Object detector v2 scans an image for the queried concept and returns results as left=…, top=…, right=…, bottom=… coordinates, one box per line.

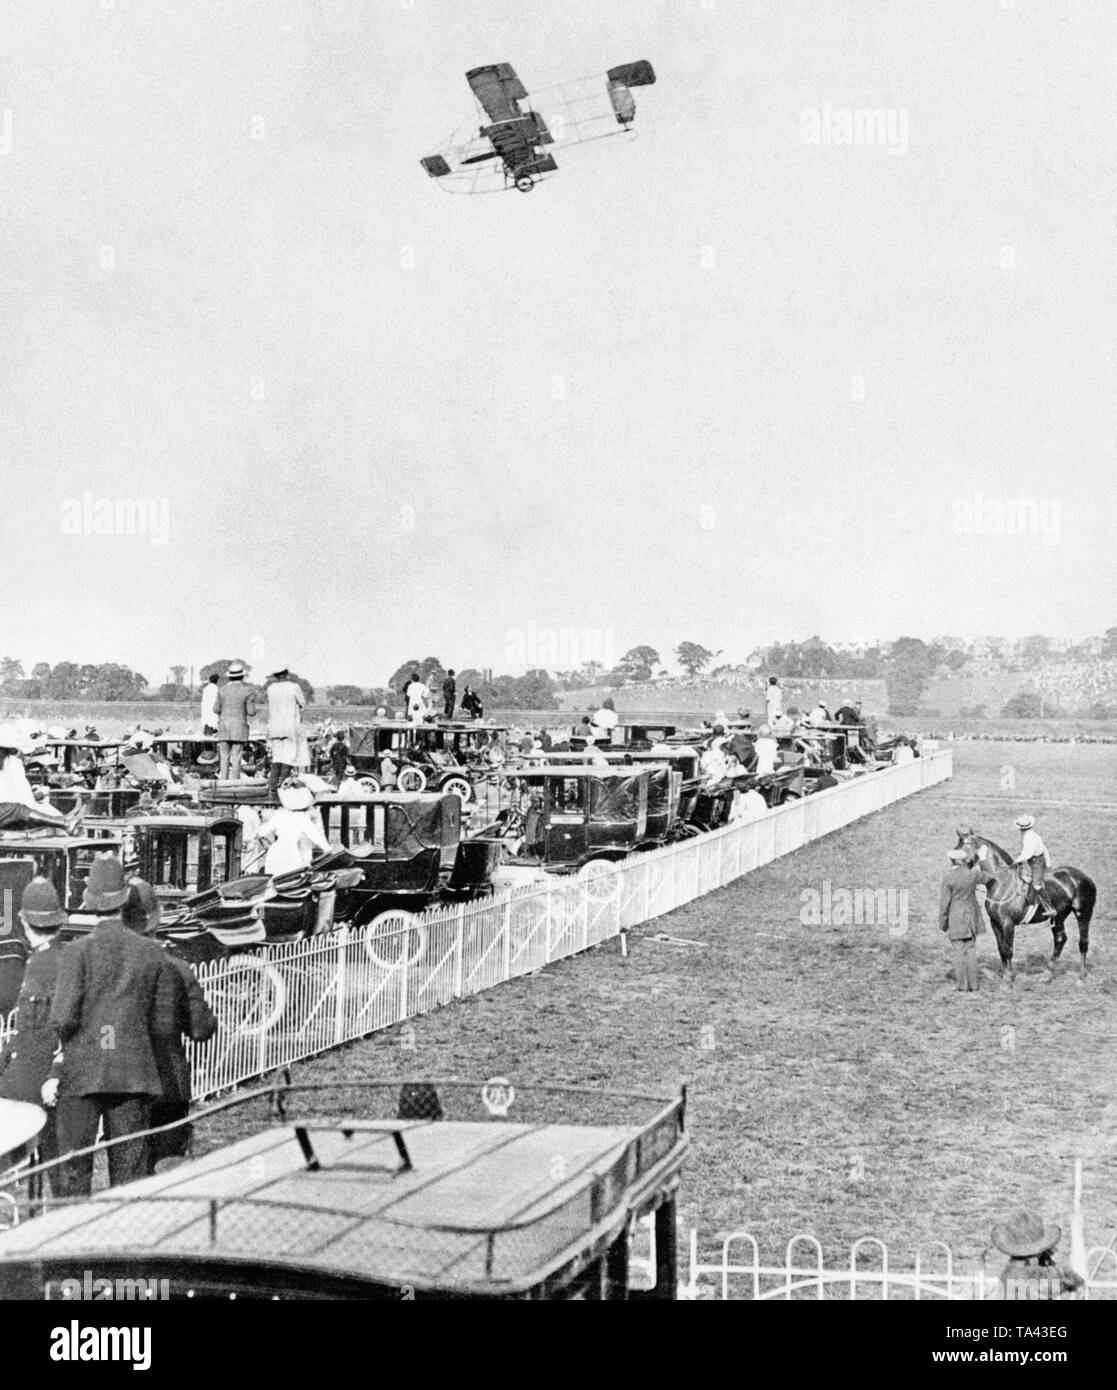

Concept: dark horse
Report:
left=957, top=833, right=1097, bottom=981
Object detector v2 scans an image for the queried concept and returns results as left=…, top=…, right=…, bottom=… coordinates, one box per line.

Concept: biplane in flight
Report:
left=421, top=60, right=656, bottom=193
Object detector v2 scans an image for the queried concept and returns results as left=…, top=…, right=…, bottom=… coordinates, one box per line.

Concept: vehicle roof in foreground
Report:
left=0, top=1082, right=686, bottom=1296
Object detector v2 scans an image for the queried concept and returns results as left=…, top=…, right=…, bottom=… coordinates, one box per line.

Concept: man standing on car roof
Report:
left=442, top=669, right=456, bottom=719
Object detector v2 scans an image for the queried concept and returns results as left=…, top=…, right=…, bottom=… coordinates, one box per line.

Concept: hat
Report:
left=955, top=823, right=975, bottom=837
left=226, top=662, right=246, bottom=680
left=0, top=721, right=33, bottom=754
left=1015, top=814, right=1035, bottom=830
left=948, top=848, right=970, bottom=863
left=122, top=879, right=161, bottom=934
left=19, top=876, right=67, bottom=930
left=990, top=1209, right=1060, bottom=1257
left=758, top=724, right=771, bottom=736
left=269, top=666, right=290, bottom=679
left=278, top=778, right=314, bottom=811
left=82, top=854, right=128, bottom=912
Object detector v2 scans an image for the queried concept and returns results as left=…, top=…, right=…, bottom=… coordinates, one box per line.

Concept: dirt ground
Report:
left=248, top=741, right=1117, bottom=1269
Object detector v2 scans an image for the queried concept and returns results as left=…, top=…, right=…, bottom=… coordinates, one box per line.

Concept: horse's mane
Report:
left=975, top=834, right=1013, bottom=867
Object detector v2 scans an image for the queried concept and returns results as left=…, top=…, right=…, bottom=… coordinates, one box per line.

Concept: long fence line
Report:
left=182, top=750, right=953, bottom=1099
left=1, top=752, right=952, bottom=1098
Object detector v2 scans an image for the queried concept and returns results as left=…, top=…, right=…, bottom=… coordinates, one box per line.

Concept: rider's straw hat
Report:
left=948, top=848, right=970, bottom=863
left=1015, top=814, right=1036, bottom=830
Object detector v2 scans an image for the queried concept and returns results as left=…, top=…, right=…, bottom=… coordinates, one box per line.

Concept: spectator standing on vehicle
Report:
left=765, top=676, right=783, bottom=726
left=122, top=879, right=217, bottom=1172
left=0, top=877, right=69, bottom=1189
left=263, top=667, right=307, bottom=796
left=327, top=729, right=350, bottom=787
left=591, top=698, right=619, bottom=741
left=200, top=673, right=220, bottom=737
left=461, top=685, right=483, bottom=720
left=442, top=670, right=456, bottom=719
left=407, top=674, right=431, bottom=724
left=754, top=724, right=779, bottom=776
left=212, top=662, right=257, bottom=782
left=51, top=855, right=185, bottom=1196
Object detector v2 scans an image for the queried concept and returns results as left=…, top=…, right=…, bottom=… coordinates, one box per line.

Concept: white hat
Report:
left=1015, top=814, right=1035, bottom=830
left=278, top=779, right=315, bottom=811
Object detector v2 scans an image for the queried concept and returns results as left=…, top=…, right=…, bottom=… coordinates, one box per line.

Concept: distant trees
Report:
left=1000, top=689, right=1063, bottom=719
left=0, top=660, right=148, bottom=702
left=200, top=658, right=254, bottom=683
left=675, top=642, right=718, bottom=678
left=616, top=646, right=660, bottom=683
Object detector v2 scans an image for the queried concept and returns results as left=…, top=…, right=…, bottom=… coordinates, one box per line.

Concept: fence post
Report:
left=502, top=893, right=512, bottom=978
left=453, top=904, right=465, bottom=999
left=334, top=926, right=348, bottom=1046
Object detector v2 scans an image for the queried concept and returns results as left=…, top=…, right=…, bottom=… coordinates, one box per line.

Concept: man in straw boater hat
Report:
left=262, top=664, right=307, bottom=798
left=0, top=878, right=69, bottom=1188
left=50, top=854, right=189, bottom=1196
left=1012, top=813, right=1054, bottom=914
left=938, top=845, right=994, bottom=992
left=991, top=1208, right=1084, bottom=1300
left=212, top=660, right=257, bottom=782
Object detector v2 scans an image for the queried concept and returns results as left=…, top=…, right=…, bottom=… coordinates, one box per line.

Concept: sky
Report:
left=2, top=0, right=1115, bottom=690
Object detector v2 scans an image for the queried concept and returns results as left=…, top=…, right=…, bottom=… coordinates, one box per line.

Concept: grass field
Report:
left=272, top=740, right=1117, bottom=1269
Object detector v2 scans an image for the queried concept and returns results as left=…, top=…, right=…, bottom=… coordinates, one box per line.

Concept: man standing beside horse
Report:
left=939, top=847, right=994, bottom=992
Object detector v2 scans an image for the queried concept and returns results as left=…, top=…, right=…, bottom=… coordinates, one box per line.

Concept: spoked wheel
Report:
left=357, top=775, right=381, bottom=794
left=441, top=775, right=472, bottom=803
left=362, top=909, right=427, bottom=968
left=577, top=856, right=624, bottom=905
left=397, top=766, right=427, bottom=794
left=207, top=955, right=287, bottom=1035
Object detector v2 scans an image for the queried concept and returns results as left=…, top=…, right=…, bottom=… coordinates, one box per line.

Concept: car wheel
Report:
left=441, top=775, right=472, bottom=803
left=361, top=909, right=427, bottom=968
left=397, top=766, right=427, bottom=794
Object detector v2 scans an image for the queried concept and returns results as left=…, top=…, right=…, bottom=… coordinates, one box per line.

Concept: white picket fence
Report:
left=683, top=1230, right=1117, bottom=1299
left=1, top=751, right=952, bottom=1096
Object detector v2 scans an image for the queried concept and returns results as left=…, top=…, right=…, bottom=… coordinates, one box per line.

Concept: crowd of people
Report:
left=0, top=854, right=216, bottom=1196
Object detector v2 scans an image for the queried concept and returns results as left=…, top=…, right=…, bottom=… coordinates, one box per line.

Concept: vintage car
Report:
left=0, top=834, right=121, bottom=926
left=0, top=1081, right=688, bottom=1300
left=32, top=738, right=127, bottom=786
left=315, top=792, right=501, bottom=964
left=346, top=720, right=509, bottom=801
left=132, top=812, right=244, bottom=906
left=528, top=748, right=702, bottom=825
left=488, top=764, right=679, bottom=879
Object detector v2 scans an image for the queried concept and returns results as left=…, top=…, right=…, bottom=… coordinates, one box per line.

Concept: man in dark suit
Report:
left=0, top=877, right=69, bottom=1188
left=51, top=855, right=186, bottom=1196
left=121, top=880, right=217, bottom=1170
left=938, top=847, right=994, bottom=992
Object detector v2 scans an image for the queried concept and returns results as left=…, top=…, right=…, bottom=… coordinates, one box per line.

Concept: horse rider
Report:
left=1013, top=813, right=1053, bottom=913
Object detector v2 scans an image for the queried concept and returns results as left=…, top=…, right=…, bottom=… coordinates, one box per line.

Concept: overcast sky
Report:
left=2, top=0, right=1115, bottom=689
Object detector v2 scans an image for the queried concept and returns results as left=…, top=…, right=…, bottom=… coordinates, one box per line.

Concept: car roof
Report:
left=0, top=1108, right=686, bottom=1295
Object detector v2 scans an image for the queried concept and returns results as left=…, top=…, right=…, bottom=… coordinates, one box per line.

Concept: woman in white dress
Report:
left=256, top=780, right=330, bottom=877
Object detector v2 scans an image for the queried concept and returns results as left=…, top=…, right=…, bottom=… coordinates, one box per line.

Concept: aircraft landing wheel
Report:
left=515, top=175, right=534, bottom=192
left=362, top=910, right=427, bottom=968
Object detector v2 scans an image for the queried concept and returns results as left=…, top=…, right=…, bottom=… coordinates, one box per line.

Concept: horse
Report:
left=956, top=832, right=1097, bottom=981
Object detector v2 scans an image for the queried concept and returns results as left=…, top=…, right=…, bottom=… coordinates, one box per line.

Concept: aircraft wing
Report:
left=466, top=64, right=528, bottom=124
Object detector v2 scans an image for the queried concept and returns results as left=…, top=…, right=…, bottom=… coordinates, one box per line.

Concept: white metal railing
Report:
left=0, top=752, right=952, bottom=1097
